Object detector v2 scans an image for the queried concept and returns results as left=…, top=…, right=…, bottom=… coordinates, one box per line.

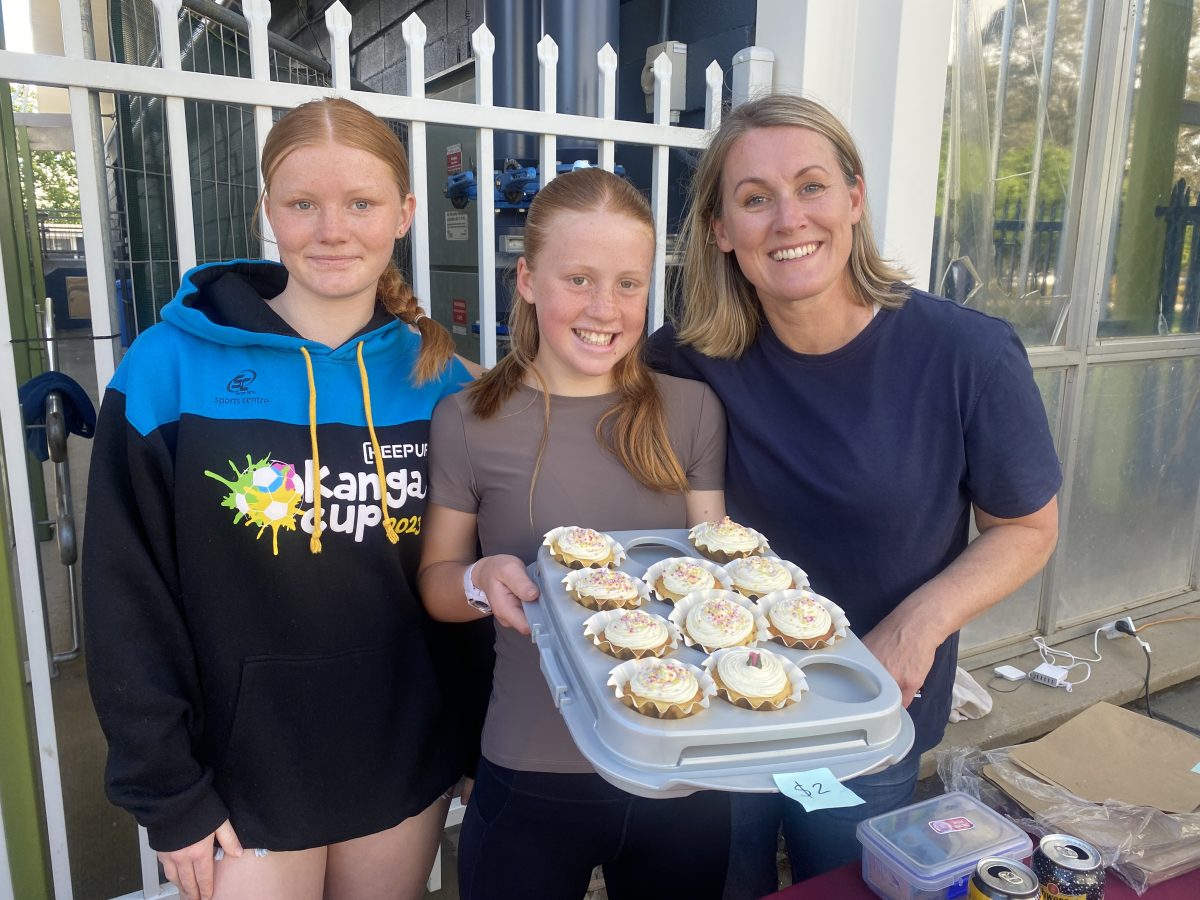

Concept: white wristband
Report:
left=463, top=562, right=491, bottom=614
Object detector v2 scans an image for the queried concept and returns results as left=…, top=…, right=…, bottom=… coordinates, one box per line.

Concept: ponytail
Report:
left=377, top=262, right=456, bottom=385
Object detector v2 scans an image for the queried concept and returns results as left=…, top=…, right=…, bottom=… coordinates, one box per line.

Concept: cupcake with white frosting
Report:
left=583, top=608, right=678, bottom=659
left=562, top=568, right=648, bottom=610
left=704, top=647, right=806, bottom=710
left=724, top=556, right=807, bottom=600
left=543, top=526, right=624, bottom=569
left=688, top=516, right=768, bottom=563
left=608, top=657, right=712, bottom=719
left=759, top=589, right=847, bottom=649
left=643, top=556, right=729, bottom=603
left=669, top=590, right=764, bottom=653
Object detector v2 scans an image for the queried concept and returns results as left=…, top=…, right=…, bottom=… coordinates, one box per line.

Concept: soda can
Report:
left=967, top=857, right=1040, bottom=899
left=1032, top=834, right=1105, bottom=900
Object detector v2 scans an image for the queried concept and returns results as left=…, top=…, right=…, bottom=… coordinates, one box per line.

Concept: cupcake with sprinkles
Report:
left=543, top=526, right=625, bottom=569
left=703, top=647, right=806, bottom=710
left=688, top=516, right=768, bottom=563
left=608, top=657, right=713, bottom=719
left=724, top=555, right=808, bottom=600
left=643, top=556, right=731, bottom=603
left=669, top=590, right=764, bottom=653
left=583, top=608, right=678, bottom=659
left=562, top=568, right=648, bottom=611
left=759, top=589, right=848, bottom=650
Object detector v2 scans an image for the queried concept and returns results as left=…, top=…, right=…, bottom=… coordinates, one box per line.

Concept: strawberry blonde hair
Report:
left=468, top=167, right=689, bottom=497
left=260, top=98, right=455, bottom=384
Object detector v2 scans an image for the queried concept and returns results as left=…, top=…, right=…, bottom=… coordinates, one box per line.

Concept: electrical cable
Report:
left=1136, top=614, right=1200, bottom=632
left=1029, top=629, right=1104, bottom=689
left=985, top=676, right=1025, bottom=693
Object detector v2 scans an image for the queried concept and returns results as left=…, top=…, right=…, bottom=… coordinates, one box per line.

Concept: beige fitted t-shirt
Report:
left=429, top=374, right=726, bottom=772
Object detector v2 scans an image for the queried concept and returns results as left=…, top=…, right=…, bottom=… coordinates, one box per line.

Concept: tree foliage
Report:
left=9, top=84, right=80, bottom=211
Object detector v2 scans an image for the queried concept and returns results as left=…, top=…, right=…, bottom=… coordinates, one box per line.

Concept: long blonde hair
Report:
left=468, top=167, right=689, bottom=498
left=677, top=94, right=911, bottom=358
left=260, top=98, right=455, bottom=384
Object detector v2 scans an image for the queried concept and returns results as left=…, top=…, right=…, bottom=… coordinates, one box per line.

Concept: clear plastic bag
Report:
left=938, top=746, right=1200, bottom=895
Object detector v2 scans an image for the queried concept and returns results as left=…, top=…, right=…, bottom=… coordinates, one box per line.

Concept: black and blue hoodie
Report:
left=83, top=260, right=475, bottom=852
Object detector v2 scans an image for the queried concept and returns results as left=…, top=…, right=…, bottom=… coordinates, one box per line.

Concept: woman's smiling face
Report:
left=713, top=126, right=864, bottom=315
left=516, top=206, right=654, bottom=396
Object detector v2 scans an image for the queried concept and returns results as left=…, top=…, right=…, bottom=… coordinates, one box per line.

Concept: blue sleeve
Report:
left=963, top=329, right=1062, bottom=518
left=646, top=323, right=704, bottom=381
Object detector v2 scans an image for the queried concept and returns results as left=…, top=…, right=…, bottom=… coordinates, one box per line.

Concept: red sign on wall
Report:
left=446, top=143, right=463, bottom=175
left=452, top=298, right=468, bottom=325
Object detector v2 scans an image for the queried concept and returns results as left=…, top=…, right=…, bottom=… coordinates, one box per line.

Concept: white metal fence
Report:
left=0, top=1, right=767, bottom=896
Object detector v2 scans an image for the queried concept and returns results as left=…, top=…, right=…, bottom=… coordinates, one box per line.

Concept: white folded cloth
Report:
left=949, top=665, right=993, bottom=722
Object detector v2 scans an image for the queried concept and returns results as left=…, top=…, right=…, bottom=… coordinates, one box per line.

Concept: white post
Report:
left=403, top=14, right=432, bottom=308
left=731, top=46, right=774, bottom=107
left=473, top=25, right=498, bottom=367
left=597, top=43, right=617, bottom=172
left=0, top=228, right=73, bottom=900
left=60, top=0, right=118, bottom=388
left=325, top=2, right=353, bottom=92
left=538, top=35, right=559, bottom=188
left=752, top=0, right=954, bottom=291
left=152, top=0, right=198, bottom=273
left=704, top=60, right=723, bottom=131
left=244, top=0, right=278, bottom=261
left=649, top=52, right=672, bottom=331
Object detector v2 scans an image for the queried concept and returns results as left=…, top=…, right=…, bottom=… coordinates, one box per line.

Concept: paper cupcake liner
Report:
left=561, top=569, right=651, bottom=611
left=608, top=658, right=715, bottom=719
left=702, top=647, right=808, bottom=711
left=641, top=556, right=732, bottom=603
left=668, top=590, right=771, bottom=653
left=542, top=526, right=627, bottom=569
left=687, top=521, right=770, bottom=563
left=757, top=589, right=850, bottom=650
left=583, top=609, right=680, bottom=659
left=724, top=557, right=810, bottom=600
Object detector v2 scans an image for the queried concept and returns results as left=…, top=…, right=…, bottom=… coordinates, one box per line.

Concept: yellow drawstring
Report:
left=357, top=342, right=400, bottom=544
left=299, top=346, right=323, bottom=554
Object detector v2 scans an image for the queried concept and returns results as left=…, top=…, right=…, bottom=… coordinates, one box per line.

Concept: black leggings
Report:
left=458, top=758, right=731, bottom=900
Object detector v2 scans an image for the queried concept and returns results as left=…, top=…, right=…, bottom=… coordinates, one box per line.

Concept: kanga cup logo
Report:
left=205, top=455, right=304, bottom=555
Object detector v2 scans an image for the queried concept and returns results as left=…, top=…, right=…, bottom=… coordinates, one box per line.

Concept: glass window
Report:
left=1056, top=358, right=1200, bottom=624
left=1100, top=0, right=1200, bottom=337
left=933, top=0, right=1092, bottom=347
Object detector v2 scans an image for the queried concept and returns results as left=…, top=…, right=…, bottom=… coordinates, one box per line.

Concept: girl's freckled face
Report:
left=517, top=207, right=654, bottom=396
left=264, top=142, right=414, bottom=309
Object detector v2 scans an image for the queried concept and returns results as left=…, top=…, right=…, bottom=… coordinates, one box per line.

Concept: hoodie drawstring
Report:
left=299, top=342, right=400, bottom=554
left=299, top=346, right=324, bottom=554
left=357, top=342, right=400, bottom=544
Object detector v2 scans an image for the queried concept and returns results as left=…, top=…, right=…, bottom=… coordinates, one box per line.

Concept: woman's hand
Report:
left=472, top=554, right=540, bottom=634
left=862, top=614, right=938, bottom=708
left=158, top=819, right=242, bottom=900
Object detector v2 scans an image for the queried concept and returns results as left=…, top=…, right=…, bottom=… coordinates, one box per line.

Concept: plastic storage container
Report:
left=856, top=791, right=1033, bottom=900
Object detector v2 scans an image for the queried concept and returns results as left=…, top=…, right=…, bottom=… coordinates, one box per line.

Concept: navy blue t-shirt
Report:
left=647, top=290, right=1061, bottom=752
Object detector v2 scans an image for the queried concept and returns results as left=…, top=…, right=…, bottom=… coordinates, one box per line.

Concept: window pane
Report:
left=933, top=0, right=1091, bottom=347
left=1101, top=0, right=1200, bottom=337
left=1056, top=358, right=1200, bottom=625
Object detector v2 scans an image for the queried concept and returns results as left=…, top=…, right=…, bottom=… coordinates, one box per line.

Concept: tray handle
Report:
left=538, top=645, right=571, bottom=709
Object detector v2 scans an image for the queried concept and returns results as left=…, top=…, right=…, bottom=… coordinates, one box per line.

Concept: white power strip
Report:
left=1028, top=662, right=1073, bottom=690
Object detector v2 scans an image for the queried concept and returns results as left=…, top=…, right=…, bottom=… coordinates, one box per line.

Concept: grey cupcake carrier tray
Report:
left=525, top=529, right=915, bottom=798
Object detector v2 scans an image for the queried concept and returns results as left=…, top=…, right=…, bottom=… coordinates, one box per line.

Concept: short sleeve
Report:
left=428, top=394, right=480, bottom=514
left=963, top=329, right=1062, bottom=519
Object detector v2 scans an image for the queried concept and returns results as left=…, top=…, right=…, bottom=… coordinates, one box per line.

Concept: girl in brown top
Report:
left=420, top=168, right=731, bottom=899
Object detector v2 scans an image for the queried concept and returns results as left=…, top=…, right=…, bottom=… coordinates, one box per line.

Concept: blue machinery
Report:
left=443, top=160, right=627, bottom=210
